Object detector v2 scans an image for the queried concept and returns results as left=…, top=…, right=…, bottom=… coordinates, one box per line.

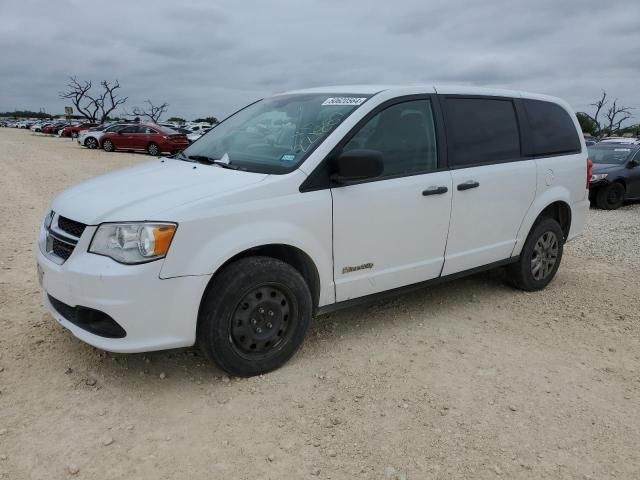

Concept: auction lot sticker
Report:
left=322, top=97, right=367, bottom=106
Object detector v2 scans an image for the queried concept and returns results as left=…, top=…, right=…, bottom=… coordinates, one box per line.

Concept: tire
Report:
left=507, top=217, right=564, bottom=292
left=147, top=142, right=160, bottom=156
left=102, top=139, right=114, bottom=152
left=596, top=183, right=625, bottom=210
left=197, top=256, right=312, bottom=377
left=85, top=137, right=98, bottom=149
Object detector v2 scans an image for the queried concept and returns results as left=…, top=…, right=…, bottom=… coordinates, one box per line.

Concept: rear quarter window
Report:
left=522, top=99, right=581, bottom=156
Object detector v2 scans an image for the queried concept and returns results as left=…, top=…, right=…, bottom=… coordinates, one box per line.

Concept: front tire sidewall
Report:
left=596, top=183, right=625, bottom=210
left=103, top=140, right=114, bottom=152
left=509, top=218, right=564, bottom=291
left=198, top=257, right=312, bottom=377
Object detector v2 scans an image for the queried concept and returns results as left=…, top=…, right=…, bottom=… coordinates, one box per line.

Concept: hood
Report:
left=50, top=158, right=267, bottom=224
left=592, top=163, right=623, bottom=174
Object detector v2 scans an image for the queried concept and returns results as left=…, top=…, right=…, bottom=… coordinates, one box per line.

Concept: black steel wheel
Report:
left=198, top=256, right=312, bottom=376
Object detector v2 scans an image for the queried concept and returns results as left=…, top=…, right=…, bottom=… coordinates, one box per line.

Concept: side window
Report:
left=343, top=100, right=438, bottom=176
left=523, top=99, right=581, bottom=155
left=120, top=125, right=138, bottom=134
left=142, top=127, right=157, bottom=134
left=444, top=97, right=521, bottom=167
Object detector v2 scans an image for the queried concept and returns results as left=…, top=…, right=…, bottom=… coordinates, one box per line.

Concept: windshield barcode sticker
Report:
left=321, top=97, right=367, bottom=106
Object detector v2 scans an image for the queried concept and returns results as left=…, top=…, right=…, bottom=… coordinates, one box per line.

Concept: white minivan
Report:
left=37, top=85, right=590, bottom=376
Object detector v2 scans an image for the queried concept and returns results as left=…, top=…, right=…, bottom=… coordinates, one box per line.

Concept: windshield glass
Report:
left=182, top=94, right=370, bottom=173
left=588, top=146, right=634, bottom=165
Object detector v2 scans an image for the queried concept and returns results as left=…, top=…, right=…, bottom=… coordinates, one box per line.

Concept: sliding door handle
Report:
left=422, top=186, right=449, bottom=196
left=457, top=180, right=480, bottom=191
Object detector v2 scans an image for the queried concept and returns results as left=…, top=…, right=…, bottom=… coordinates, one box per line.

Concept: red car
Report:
left=100, top=123, right=190, bottom=155
left=61, top=122, right=100, bottom=138
left=41, top=122, right=67, bottom=134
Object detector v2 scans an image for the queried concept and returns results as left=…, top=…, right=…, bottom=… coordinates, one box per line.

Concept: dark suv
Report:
left=588, top=144, right=640, bottom=209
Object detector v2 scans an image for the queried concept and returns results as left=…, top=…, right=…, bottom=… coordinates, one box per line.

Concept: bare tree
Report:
left=604, top=99, right=633, bottom=133
left=94, top=80, right=128, bottom=123
left=59, top=77, right=127, bottom=123
left=59, top=77, right=99, bottom=121
left=589, top=90, right=608, bottom=134
left=131, top=100, right=169, bottom=123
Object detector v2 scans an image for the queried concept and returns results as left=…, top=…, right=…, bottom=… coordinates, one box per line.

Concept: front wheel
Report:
left=85, top=137, right=98, bottom=149
left=197, top=256, right=312, bottom=377
left=102, top=139, right=114, bottom=152
left=507, top=217, right=564, bottom=291
left=147, top=142, right=160, bottom=156
left=596, top=183, right=625, bottom=210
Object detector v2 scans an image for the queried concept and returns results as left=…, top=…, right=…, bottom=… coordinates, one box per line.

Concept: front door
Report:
left=331, top=98, right=452, bottom=301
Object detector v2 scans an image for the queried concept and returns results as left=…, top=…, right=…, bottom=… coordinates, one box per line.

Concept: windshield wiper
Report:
left=187, top=155, right=242, bottom=170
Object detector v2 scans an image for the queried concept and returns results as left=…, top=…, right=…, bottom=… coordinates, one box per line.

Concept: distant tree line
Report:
left=0, top=77, right=222, bottom=125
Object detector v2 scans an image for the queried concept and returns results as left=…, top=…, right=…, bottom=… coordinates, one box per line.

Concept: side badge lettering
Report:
left=342, top=263, right=374, bottom=274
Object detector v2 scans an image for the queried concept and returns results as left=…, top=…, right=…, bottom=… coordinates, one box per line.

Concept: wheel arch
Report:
left=512, top=188, right=573, bottom=256
left=198, top=243, right=322, bottom=315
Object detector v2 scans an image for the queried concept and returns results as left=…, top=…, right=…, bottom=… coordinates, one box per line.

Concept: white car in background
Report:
left=78, top=123, right=127, bottom=149
left=598, top=137, right=640, bottom=145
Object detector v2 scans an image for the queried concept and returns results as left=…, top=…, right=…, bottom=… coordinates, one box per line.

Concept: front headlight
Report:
left=89, top=222, right=177, bottom=264
left=590, top=173, right=608, bottom=182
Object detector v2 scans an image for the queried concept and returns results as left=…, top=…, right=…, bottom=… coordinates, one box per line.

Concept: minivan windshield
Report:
left=181, top=94, right=371, bottom=173
left=588, top=146, right=635, bottom=165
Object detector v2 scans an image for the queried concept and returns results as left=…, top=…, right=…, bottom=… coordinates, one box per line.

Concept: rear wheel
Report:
left=596, top=182, right=625, bottom=210
left=147, top=142, right=160, bottom=156
left=102, top=139, right=114, bottom=152
left=197, top=256, right=312, bottom=377
left=85, top=137, right=98, bottom=149
left=507, top=217, right=564, bottom=291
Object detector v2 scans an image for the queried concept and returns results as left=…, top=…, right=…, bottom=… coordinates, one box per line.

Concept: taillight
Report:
left=586, top=158, right=593, bottom=189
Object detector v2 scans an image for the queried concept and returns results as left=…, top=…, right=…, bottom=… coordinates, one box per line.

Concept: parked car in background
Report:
left=61, top=122, right=100, bottom=138
left=588, top=143, right=640, bottom=209
left=31, top=122, right=51, bottom=132
left=100, top=123, right=189, bottom=155
left=78, top=123, right=127, bottom=149
left=598, top=137, right=640, bottom=145
left=36, top=85, right=589, bottom=376
left=187, top=128, right=212, bottom=143
left=184, top=123, right=212, bottom=133
left=42, top=122, right=68, bottom=134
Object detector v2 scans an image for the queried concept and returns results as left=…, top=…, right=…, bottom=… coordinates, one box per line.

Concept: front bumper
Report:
left=36, top=224, right=211, bottom=353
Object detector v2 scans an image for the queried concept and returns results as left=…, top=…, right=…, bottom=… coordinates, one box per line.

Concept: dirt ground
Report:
left=0, top=127, right=639, bottom=480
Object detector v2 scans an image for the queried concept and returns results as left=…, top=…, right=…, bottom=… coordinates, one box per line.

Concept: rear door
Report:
left=440, top=96, right=537, bottom=275
left=331, top=97, right=453, bottom=301
left=114, top=125, right=139, bottom=149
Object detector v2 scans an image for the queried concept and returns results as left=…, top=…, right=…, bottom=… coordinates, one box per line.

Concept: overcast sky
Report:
left=1, top=0, right=639, bottom=122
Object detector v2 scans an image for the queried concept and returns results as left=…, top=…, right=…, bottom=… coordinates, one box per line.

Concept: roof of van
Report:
left=281, top=85, right=565, bottom=104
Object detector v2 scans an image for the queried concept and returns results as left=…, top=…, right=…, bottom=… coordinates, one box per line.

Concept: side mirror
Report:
left=117, top=130, right=124, bottom=134
left=330, top=149, right=384, bottom=185
left=629, top=159, right=639, bottom=168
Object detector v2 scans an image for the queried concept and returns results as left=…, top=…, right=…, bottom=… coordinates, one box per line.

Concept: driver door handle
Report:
left=422, top=186, right=449, bottom=196
left=457, top=180, right=480, bottom=191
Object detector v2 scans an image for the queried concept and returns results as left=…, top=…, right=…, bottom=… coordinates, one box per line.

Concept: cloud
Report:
left=0, top=0, right=638, bottom=122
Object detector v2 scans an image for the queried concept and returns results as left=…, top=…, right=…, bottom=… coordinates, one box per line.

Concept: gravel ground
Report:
left=1, top=128, right=639, bottom=480
left=567, top=204, right=640, bottom=268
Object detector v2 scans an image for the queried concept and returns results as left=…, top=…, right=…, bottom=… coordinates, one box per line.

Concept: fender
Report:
left=160, top=199, right=335, bottom=307
left=511, top=185, right=571, bottom=256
